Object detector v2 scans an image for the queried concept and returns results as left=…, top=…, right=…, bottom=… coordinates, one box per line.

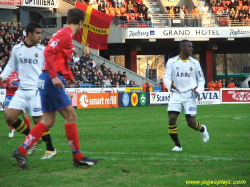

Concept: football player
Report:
left=0, top=70, right=31, bottom=138
left=0, top=23, right=57, bottom=162
left=163, top=39, right=209, bottom=151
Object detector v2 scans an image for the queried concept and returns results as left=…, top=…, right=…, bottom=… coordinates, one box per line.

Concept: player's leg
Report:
left=167, top=92, right=183, bottom=151
left=168, top=111, right=182, bottom=151
left=185, top=115, right=209, bottom=142
left=27, top=91, right=57, bottom=158
left=13, top=112, right=56, bottom=169
left=6, top=108, right=30, bottom=136
left=21, top=112, right=31, bottom=129
left=183, top=98, right=209, bottom=143
left=58, top=105, right=98, bottom=167
left=6, top=92, right=31, bottom=136
left=27, top=115, right=57, bottom=159
left=4, top=104, right=15, bottom=138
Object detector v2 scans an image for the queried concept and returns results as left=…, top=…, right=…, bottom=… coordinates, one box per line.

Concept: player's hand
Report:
left=171, top=80, right=179, bottom=91
left=69, top=79, right=77, bottom=84
left=52, top=77, right=64, bottom=90
left=9, top=78, right=14, bottom=84
left=0, top=77, right=3, bottom=83
left=192, top=89, right=200, bottom=101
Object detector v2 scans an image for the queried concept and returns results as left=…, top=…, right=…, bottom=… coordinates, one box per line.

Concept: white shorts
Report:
left=167, top=91, right=197, bottom=115
left=8, top=89, right=42, bottom=117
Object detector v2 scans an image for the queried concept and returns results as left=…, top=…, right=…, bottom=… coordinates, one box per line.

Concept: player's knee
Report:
left=40, top=117, right=55, bottom=129
left=6, top=114, right=16, bottom=124
left=169, top=116, right=177, bottom=125
left=65, top=111, right=77, bottom=124
left=33, top=116, right=42, bottom=125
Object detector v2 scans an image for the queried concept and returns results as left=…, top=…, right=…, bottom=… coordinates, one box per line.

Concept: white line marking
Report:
left=233, top=116, right=250, bottom=120
left=35, top=149, right=247, bottom=161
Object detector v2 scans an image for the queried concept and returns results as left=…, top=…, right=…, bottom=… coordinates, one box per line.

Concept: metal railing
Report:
left=112, top=14, right=203, bottom=28
left=112, top=13, right=250, bottom=28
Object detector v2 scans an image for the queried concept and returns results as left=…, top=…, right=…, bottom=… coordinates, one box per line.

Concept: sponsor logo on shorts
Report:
left=122, top=93, right=129, bottom=107
left=131, top=93, right=138, bottom=106
left=140, top=93, right=146, bottom=106
left=33, top=108, right=42, bottom=112
left=189, top=107, right=196, bottom=111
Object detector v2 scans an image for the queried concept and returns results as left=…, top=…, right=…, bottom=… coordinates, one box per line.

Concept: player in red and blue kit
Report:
left=14, top=8, right=98, bottom=169
left=0, top=71, right=31, bottom=138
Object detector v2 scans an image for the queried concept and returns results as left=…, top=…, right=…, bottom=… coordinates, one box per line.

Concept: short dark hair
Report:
left=179, top=39, right=191, bottom=49
left=26, top=23, right=41, bottom=35
left=67, top=8, right=86, bottom=25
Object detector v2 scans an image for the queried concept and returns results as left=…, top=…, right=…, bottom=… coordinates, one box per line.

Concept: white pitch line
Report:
left=233, top=115, right=250, bottom=120
left=35, top=149, right=247, bottom=161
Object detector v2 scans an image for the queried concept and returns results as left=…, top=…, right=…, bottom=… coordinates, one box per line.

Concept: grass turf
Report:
left=0, top=104, right=249, bottom=187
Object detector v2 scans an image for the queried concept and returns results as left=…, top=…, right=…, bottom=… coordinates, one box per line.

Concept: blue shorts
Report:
left=38, top=71, right=72, bottom=112
left=5, top=95, right=13, bottom=106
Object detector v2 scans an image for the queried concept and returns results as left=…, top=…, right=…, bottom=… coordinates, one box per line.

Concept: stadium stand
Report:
left=0, top=22, right=143, bottom=88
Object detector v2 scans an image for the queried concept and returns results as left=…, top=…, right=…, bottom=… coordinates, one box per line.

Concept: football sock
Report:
left=42, top=130, right=55, bottom=151
left=11, top=118, right=30, bottom=136
left=24, top=117, right=31, bottom=129
left=19, top=122, right=48, bottom=156
left=168, top=124, right=181, bottom=147
left=192, top=121, right=204, bottom=132
left=64, top=123, right=84, bottom=161
left=5, top=115, right=15, bottom=130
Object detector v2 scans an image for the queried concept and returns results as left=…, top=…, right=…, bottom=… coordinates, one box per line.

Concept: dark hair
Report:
left=67, top=8, right=86, bottom=24
left=26, top=23, right=41, bottom=35
left=179, top=39, right=191, bottom=49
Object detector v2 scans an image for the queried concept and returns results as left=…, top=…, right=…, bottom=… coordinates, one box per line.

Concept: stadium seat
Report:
left=138, top=23, right=148, bottom=27
left=115, top=8, right=121, bottom=14
left=134, top=13, right=139, bottom=20
left=220, top=18, right=229, bottom=26
left=109, top=7, right=115, bottom=16
left=133, top=7, right=138, bottom=13
left=121, top=7, right=127, bottom=13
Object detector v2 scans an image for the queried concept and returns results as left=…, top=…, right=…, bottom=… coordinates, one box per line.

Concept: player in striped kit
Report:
left=0, top=23, right=57, bottom=163
left=0, top=70, right=31, bottom=138
left=163, top=40, right=209, bottom=151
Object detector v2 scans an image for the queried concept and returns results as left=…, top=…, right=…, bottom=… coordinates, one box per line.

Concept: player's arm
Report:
left=163, top=60, right=172, bottom=90
left=163, top=60, right=179, bottom=91
left=0, top=82, right=7, bottom=88
left=0, top=60, right=16, bottom=82
left=0, top=47, right=17, bottom=82
left=193, top=62, right=205, bottom=99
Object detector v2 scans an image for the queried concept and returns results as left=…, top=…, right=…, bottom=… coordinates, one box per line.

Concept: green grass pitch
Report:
left=0, top=104, right=249, bottom=187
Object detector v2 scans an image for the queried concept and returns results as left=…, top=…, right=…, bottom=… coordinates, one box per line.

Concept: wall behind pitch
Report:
left=118, top=92, right=150, bottom=107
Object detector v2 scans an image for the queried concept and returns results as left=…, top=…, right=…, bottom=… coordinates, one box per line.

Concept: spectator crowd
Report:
left=0, top=22, right=51, bottom=73
left=207, top=78, right=236, bottom=91
left=0, top=22, right=137, bottom=88
left=82, top=0, right=153, bottom=27
left=69, top=53, right=137, bottom=88
left=210, top=0, right=250, bottom=25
